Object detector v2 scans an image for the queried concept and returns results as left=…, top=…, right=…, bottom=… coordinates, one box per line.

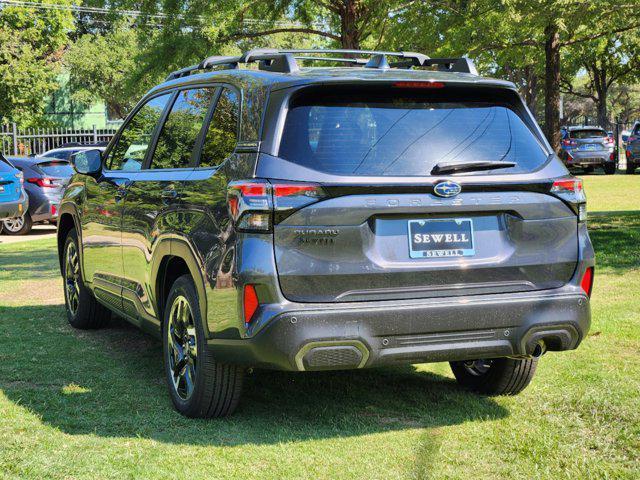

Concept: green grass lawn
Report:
left=0, top=176, right=638, bottom=479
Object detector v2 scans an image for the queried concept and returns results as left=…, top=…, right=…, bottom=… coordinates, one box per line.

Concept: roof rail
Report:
left=165, top=48, right=477, bottom=80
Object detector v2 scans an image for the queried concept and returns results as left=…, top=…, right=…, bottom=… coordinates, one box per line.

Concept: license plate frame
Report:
left=407, top=218, right=475, bottom=259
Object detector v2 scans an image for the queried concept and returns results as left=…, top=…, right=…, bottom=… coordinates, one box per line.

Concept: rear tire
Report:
left=2, top=213, right=33, bottom=235
left=163, top=274, right=244, bottom=418
left=450, top=357, right=538, bottom=396
left=62, top=228, right=110, bottom=329
left=603, top=163, right=616, bottom=175
left=627, top=162, right=637, bottom=174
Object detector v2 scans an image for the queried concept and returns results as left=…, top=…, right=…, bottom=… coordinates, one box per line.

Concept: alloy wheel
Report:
left=3, top=216, right=24, bottom=233
left=462, top=359, right=493, bottom=376
left=64, top=241, right=81, bottom=315
left=167, top=295, right=198, bottom=400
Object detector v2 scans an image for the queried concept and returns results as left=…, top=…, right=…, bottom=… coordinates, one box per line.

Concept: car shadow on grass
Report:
left=0, top=304, right=509, bottom=446
left=0, top=247, right=60, bottom=280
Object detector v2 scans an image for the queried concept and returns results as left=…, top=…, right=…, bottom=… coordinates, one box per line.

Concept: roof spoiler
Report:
left=165, top=48, right=477, bottom=80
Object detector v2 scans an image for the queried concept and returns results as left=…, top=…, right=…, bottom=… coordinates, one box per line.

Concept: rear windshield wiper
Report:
left=431, top=160, right=516, bottom=175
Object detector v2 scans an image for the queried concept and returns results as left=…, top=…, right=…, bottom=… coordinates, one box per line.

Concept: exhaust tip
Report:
left=531, top=341, right=546, bottom=358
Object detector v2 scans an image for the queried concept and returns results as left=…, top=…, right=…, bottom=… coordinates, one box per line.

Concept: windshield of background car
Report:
left=43, top=150, right=77, bottom=160
left=278, top=86, right=549, bottom=176
left=570, top=129, right=606, bottom=139
left=37, top=161, right=74, bottom=177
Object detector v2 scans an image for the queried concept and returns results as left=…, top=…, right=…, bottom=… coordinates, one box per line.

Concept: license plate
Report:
left=581, top=143, right=598, bottom=151
left=408, top=218, right=475, bottom=258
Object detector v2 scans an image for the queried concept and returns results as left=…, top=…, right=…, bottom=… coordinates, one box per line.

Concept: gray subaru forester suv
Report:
left=57, top=49, right=594, bottom=418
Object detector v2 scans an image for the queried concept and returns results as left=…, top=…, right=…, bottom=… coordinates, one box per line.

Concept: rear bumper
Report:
left=564, top=150, right=612, bottom=165
left=208, top=286, right=591, bottom=371
left=27, top=191, right=61, bottom=223
left=0, top=192, right=28, bottom=220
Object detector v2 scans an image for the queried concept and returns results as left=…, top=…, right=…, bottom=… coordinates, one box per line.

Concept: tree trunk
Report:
left=340, top=0, right=360, bottom=49
left=523, top=65, right=539, bottom=119
left=544, top=22, right=561, bottom=152
left=593, top=67, right=609, bottom=128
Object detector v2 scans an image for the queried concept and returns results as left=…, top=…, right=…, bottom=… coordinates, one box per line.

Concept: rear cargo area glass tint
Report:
left=279, top=87, right=548, bottom=176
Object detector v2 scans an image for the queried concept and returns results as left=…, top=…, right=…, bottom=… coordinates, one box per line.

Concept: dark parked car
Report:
left=58, top=48, right=595, bottom=418
left=0, top=155, right=28, bottom=222
left=560, top=126, right=616, bottom=174
left=2, top=156, right=73, bottom=235
left=625, top=121, right=640, bottom=174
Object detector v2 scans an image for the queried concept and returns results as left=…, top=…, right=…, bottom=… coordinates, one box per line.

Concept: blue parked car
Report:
left=0, top=155, right=28, bottom=223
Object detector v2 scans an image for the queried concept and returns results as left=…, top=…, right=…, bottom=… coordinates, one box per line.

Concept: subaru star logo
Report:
left=433, top=181, right=461, bottom=198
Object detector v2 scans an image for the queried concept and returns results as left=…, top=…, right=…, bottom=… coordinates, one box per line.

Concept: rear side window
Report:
left=150, top=88, right=217, bottom=169
left=108, top=93, right=172, bottom=171
left=278, top=87, right=548, bottom=176
left=199, top=88, right=239, bottom=168
left=570, top=129, right=606, bottom=139
left=37, top=161, right=74, bottom=177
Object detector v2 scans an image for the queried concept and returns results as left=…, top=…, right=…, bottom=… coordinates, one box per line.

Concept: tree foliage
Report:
left=0, top=0, right=74, bottom=127
left=65, top=23, right=159, bottom=120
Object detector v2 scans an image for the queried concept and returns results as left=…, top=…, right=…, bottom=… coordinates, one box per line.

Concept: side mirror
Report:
left=71, top=149, right=102, bottom=177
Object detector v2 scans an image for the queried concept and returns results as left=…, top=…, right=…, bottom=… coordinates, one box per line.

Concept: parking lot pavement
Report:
left=0, top=224, right=57, bottom=244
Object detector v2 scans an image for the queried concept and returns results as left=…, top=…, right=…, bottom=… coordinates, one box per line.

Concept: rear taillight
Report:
left=50, top=204, right=58, bottom=217
left=627, top=150, right=632, bottom=158
left=580, top=267, right=594, bottom=297
left=227, top=180, right=326, bottom=231
left=609, top=153, right=615, bottom=161
left=243, top=284, right=259, bottom=324
left=550, top=178, right=587, bottom=222
left=27, top=177, right=57, bottom=188
left=227, top=180, right=271, bottom=232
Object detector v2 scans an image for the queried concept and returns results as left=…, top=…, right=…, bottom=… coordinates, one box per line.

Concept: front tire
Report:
left=2, top=213, right=32, bottom=235
left=62, top=228, right=110, bottom=329
left=163, top=275, right=244, bottom=418
left=450, top=357, right=538, bottom=395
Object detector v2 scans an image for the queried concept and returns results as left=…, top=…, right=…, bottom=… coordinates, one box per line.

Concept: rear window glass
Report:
left=37, top=161, right=74, bottom=177
left=278, top=87, right=548, bottom=176
left=0, top=157, right=14, bottom=172
left=570, top=129, right=606, bottom=139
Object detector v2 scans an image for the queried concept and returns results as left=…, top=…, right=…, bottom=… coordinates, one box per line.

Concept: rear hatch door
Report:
left=260, top=84, right=579, bottom=303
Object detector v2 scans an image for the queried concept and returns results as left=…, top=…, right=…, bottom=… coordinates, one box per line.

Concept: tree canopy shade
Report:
left=0, top=0, right=74, bottom=127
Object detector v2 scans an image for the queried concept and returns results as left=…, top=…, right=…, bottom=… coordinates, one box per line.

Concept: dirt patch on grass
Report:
left=0, top=278, right=63, bottom=306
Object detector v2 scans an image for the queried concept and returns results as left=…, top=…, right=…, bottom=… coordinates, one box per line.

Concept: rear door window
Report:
left=150, top=88, right=217, bottom=169
left=278, top=87, right=548, bottom=176
left=108, top=93, right=172, bottom=171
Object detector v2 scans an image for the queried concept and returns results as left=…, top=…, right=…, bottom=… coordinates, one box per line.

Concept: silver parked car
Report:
left=561, top=126, right=616, bottom=174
